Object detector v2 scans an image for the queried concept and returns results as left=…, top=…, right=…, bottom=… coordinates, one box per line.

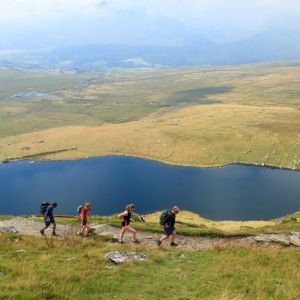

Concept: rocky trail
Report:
left=1, top=218, right=300, bottom=250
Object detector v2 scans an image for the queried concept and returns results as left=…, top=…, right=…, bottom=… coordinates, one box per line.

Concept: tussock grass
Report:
left=0, top=234, right=300, bottom=299
left=0, top=63, right=300, bottom=169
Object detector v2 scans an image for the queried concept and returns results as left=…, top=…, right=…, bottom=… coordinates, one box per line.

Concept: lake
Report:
left=0, top=156, right=299, bottom=220
left=10, top=92, right=61, bottom=101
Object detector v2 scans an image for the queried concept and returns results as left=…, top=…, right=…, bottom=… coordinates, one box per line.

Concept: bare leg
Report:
left=120, top=226, right=127, bottom=242
left=52, top=223, right=56, bottom=235
left=84, top=225, right=90, bottom=237
left=171, top=231, right=176, bottom=243
left=126, top=226, right=137, bottom=241
left=40, top=225, right=48, bottom=235
left=159, top=235, right=169, bottom=242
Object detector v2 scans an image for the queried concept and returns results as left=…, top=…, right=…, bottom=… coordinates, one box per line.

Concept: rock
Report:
left=90, top=224, right=111, bottom=234
left=16, top=249, right=26, bottom=253
left=291, top=232, right=300, bottom=237
left=98, top=232, right=119, bottom=242
left=0, top=226, right=18, bottom=234
left=254, top=235, right=271, bottom=243
left=105, top=251, right=149, bottom=264
left=254, top=234, right=291, bottom=246
left=290, top=236, right=300, bottom=247
left=270, top=235, right=291, bottom=246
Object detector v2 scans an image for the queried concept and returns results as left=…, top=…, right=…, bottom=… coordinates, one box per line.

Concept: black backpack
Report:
left=40, top=202, right=50, bottom=216
left=159, top=210, right=169, bottom=225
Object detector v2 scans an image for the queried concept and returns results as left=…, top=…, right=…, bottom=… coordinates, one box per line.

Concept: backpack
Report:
left=76, top=205, right=83, bottom=215
left=40, top=202, right=50, bottom=216
left=159, top=210, right=170, bottom=225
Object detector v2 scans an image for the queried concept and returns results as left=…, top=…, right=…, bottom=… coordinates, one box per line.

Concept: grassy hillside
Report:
left=0, top=233, right=300, bottom=299
left=0, top=62, right=299, bottom=169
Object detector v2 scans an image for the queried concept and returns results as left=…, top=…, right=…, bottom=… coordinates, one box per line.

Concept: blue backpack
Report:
left=76, top=205, right=83, bottom=215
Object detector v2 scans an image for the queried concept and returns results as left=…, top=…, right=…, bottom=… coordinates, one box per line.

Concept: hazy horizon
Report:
left=1, top=0, right=300, bottom=50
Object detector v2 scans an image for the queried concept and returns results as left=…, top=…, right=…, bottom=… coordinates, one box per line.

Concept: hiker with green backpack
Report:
left=77, top=202, right=92, bottom=237
left=40, top=202, right=58, bottom=236
left=157, top=206, right=180, bottom=247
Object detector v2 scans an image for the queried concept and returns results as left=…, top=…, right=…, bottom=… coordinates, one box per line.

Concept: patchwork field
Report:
left=0, top=61, right=299, bottom=169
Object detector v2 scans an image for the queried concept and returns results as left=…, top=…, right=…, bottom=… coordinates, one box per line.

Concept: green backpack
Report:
left=159, top=210, right=169, bottom=225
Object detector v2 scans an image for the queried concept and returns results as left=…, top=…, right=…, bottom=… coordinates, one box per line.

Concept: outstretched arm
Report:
left=118, top=211, right=128, bottom=218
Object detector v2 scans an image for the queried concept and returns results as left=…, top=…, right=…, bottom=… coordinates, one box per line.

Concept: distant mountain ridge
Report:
left=1, top=27, right=300, bottom=72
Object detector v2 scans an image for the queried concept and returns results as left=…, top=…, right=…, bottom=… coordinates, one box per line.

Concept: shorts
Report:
left=121, top=220, right=130, bottom=227
left=82, top=219, right=87, bottom=226
left=45, top=216, right=55, bottom=227
left=164, top=226, right=175, bottom=236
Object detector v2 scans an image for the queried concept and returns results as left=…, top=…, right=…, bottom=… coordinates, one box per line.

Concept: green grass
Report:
left=0, top=234, right=299, bottom=299
left=0, top=63, right=299, bottom=169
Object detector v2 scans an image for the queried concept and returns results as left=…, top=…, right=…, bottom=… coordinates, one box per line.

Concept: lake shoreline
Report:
left=1, top=152, right=300, bottom=172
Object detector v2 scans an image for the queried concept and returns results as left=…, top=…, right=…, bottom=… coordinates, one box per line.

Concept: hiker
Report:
left=157, top=206, right=180, bottom=247
left=40, top=202, right=58, bottom=236
left=79, top=202, right=92, bottom=237
left=118, top=204, right=140, bottom=244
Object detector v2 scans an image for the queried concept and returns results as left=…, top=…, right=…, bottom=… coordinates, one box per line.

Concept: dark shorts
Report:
left=82, top=219, right=87, bottom=226
left=121, top=220, right=130, bottom=227
left=45, top=216, right=55, bottom=227
left=164, top=226, right=175, bottom=236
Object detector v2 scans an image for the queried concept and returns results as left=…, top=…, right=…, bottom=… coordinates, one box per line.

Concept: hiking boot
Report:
left=52, top=232, right=58, bottom=237
left=133, top=239, right=140, bottom=244
left=119, top=240, right=125, bottom=244
left=40, top=230, right=45, bottom=236
left=170, top=242, right=178, bottom=247
left=156, top=240, right=162, bottom=247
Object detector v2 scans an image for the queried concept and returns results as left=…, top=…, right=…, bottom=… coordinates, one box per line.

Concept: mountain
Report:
left=1, top=26, right=300, bottom=72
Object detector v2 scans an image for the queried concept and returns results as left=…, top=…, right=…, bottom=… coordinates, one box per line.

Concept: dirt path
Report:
left=0, top=218, right=293, bottom=250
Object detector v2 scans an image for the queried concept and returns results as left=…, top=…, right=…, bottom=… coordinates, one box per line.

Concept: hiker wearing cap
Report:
left=40, top=202, right=58, bottom=236
left=118, top=204, right=140, bottom=244
left=80, top=202, right=92, bottom=237
left=157, top=206, right=180, bottom=247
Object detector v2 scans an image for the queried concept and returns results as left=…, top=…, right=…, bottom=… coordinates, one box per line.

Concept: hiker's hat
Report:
left=85, top=202, right=91, bottom=208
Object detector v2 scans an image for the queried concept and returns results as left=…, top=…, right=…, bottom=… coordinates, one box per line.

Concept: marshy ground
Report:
left=0, top=61, right=299, bottom=169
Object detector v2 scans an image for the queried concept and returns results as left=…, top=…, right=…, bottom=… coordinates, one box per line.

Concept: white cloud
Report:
left=1, top=0, right=299, bottom=26
left=0, top=0, right=300, bottom=48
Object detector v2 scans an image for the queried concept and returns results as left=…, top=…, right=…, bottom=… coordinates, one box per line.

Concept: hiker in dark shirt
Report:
left=118, top=204, right=140, bottom=244
left=157, top=206, right=180, bottom=247
left=40, top=202, right=58, bottom=236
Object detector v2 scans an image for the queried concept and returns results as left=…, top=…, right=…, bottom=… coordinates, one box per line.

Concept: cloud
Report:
left=0, top=0, right=300, bottom=49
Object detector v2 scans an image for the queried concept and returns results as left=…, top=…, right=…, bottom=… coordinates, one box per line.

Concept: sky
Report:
left=0, top=0, right=300, bottom=49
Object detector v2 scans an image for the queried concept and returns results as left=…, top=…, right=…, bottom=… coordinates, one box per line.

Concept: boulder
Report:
left=106, top=251, right=149, bottom=264
left=0, top=226, right=18, bottom=234
left=98, top=232, right=119, bottom=242
left=254, top=235, right=271, bottom=243
left=290, top=236, right=300, bottom=247
left=270, top=235, right=291, bottom=246
left=291, top=232, right=300, bottom=238
left=254, top=234, right=291, bottom=246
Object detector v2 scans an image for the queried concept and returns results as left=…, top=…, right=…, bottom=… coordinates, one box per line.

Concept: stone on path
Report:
left=254, top=234, right=291, bottom=246
left=270, top=235, right=291, bottom=246
left=106, top=251, right=149, bottom=264
left=98, top=232, right=119, bottom=242
left=290, top=236, right=300, bottom=247
left=0, top=226, right=18, bottom=234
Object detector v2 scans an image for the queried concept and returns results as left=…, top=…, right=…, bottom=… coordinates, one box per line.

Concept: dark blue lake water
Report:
left=0, top=156, right=299, bottom=220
